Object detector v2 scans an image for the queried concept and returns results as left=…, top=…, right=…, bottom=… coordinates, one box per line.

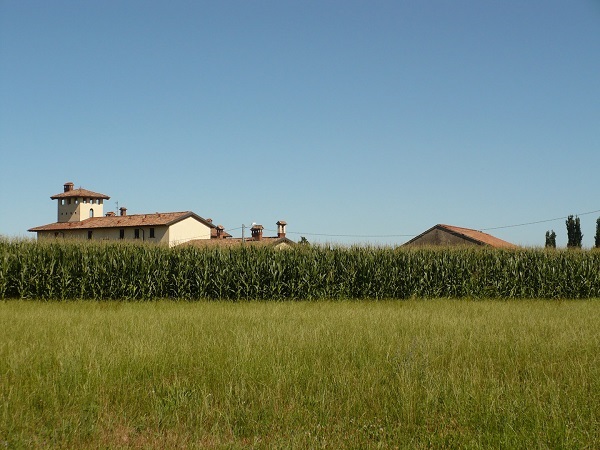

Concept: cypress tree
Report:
left=566, top=215, right=583, bottom=248
left=545, top=230, right=556, bottom=248
left=595, top=217, right=600, bottom=249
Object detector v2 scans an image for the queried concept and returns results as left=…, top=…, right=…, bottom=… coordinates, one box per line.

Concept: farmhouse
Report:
left=29, top=182, right=220, bottom=247
left=403, top=224, right=517, bottom=248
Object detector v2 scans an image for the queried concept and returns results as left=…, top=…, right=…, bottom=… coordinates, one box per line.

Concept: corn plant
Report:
left=1, top=238, right=599, bottom=300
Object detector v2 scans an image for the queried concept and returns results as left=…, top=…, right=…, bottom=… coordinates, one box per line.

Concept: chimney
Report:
left=216, top=225, right=225, bottom=239
left=105, top=212, right=116, bottom=217
left=119, top=207, right=127, bottom=216
left=64, top=182, right=74, bottom=192
left=251, top=224, right=264, bottom=241
left=276, top=220, right=287, bottom=238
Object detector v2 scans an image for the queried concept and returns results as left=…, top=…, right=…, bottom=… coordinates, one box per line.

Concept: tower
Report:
left=50, top=182, right=111, bottom=223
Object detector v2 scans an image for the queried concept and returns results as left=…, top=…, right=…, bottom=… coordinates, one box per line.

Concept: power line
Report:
left=249, top=208, right=600, bottom=240
left=479, top=209, right=600, bottom=231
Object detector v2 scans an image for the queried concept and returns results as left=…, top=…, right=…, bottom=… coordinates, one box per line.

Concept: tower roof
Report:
left=51, top=188, right=110, bottom=200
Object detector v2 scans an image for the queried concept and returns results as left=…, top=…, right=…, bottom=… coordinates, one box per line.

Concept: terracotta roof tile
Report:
left=186, top=236, right=295, bottom=248
left=402, top=224, right=517, bottom=248
left=51, top=188, right=110, bottom=200
left=437, top=224, right=517, bottom=248
left=29, top=211, right=215, bottom=232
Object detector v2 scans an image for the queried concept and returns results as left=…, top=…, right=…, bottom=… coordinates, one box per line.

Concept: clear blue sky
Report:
left=1, top=1, right=599, bottom=247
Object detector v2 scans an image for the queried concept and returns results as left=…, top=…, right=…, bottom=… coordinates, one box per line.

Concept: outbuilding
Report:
left=402, top=224, right=517, bottom=248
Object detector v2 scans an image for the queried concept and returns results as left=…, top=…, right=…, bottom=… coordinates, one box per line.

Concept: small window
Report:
left=119, top=229, right=124, bottom=239
left=88, top=230, right=93, bottom=240
left=134, top=229, right=140, bottom=239
left=67, top=199, right=71, bottom=205
left=89, top=209, right=94, bottom=218
left=149, top=228, right=155, bottom=238
left=83, top=198, right=87, bottom=204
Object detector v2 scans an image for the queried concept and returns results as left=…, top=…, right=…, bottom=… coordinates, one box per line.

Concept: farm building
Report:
left=29, top=182, right=221, bottom=247
left=186, top=221, right=296, bottom=249
left=403, top=224, right=517, bottom=248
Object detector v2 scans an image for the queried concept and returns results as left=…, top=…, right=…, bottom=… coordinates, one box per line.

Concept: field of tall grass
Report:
left=1, top=239, right=599, bottom=300
left=2, top=299, right=599, bottom=448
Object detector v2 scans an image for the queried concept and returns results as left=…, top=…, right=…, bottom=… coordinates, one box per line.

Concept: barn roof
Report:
left=404, top=224, right=517, bottom=248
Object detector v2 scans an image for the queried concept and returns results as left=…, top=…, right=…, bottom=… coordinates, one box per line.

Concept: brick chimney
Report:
left=119, top=207, right=127, bottom=216
left=105, top=211, right=116, bottom=217
left=276, top=220, right=287, bottom=238
left=216, top=225, right=225, bottom=239
left=64, top=182, right=74, bottom=192
left=251, top=224, right=264, bottom=241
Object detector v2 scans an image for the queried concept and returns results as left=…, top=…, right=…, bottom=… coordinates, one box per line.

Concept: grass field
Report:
left=1, top=299, right=599, bottom=449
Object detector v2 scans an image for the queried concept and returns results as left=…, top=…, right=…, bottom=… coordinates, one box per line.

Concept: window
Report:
left=119, top=229, right=124, bottom=239
left=134, top=229, right=140, bottom=239
left=89, top=209, right=94, bottom=218
left=149, top=228, right=155, bottom=238
left=83, top=198, right=87, bottom=204
left=88, top=230, right=93, bottom=240
left=67, top=199, right=71, bottom=205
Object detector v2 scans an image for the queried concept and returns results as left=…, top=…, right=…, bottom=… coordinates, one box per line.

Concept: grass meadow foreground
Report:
left=1, top=300, right=599, bottom=449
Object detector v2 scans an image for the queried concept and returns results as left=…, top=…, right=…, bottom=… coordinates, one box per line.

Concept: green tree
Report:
left=565, top=215, right=583, bottom=248
left=595, top=217, right=600, bottom=248
left=545, top=230, right=556, bottom=248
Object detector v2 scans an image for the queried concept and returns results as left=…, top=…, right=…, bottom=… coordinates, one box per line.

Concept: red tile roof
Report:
left=186, top=236, right=295, bottom=248
left=51, top=188, right=110, bottom=200
left=438, top=224, right=517, bottom=248
left=404, top=224, right=517, bottom=248
left=28, top=211, right=215, bottom=232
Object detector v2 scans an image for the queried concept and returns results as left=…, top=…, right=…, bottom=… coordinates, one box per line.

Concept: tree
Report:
left=565, top=215, right=583, bottom=248
left=298, top=236, right=310, bottom=245
left=595, top=217, right=600, bottom=249
left=545, top=230, right=556, bottom=248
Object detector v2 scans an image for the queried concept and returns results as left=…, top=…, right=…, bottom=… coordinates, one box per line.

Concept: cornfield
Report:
left=1, top=238, right=599, bottom=300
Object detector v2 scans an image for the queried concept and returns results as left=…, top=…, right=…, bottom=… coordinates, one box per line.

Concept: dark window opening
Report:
left=88, top=230, right=93, bottom=240
left=149, top=228, right=155, bottom=238
left=134, top=229, right=140, bottom=239
left=119, top=229, right=124, bottom=239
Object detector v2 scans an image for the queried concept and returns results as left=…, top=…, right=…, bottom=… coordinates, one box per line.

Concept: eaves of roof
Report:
left=50, top=188, right=110, bottom=200
left=29, top=211, right=216, bottom=232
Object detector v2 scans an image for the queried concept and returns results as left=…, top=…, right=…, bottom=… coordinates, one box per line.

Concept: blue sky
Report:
left=1, top=0, right=599, bottom=247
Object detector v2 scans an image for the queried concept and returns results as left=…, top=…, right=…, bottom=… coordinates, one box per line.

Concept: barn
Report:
left=403, top=224, right=517, bottom=248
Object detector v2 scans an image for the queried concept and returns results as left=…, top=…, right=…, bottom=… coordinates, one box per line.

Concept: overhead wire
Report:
left=240, top=208, right=600, bottom=240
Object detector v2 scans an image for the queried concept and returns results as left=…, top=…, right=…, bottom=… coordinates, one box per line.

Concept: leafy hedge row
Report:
left=1, top=239, right=599, bottom=300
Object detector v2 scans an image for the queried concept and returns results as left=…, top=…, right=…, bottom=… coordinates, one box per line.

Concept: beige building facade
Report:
left=29, top=182, right=216, bottom=247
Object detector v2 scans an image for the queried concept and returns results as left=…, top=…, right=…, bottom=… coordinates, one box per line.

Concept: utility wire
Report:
left=250, top=208, right=600, bottom=239
left=479, top=209, right=600, bottom=231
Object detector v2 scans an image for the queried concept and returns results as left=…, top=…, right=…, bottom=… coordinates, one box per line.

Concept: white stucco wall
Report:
left=37, top=224, right=169, bottom=244
left=36, top=216, right=211, bottom=246
left=57, top=198, right=104, bottom=223
left=167, top=217, right=211, bottom=246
